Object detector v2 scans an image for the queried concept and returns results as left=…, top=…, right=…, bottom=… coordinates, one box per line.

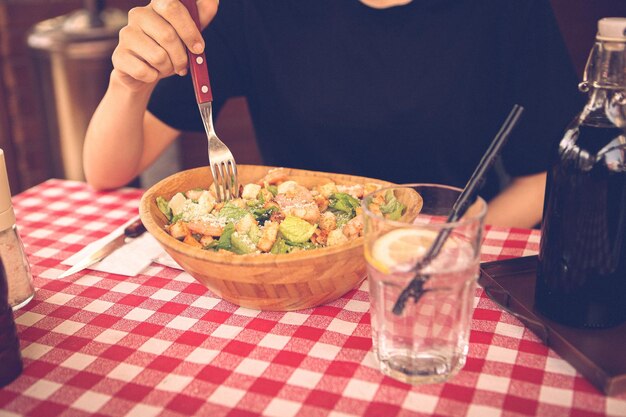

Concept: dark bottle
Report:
left=0, top=257, right=23, bottom=386
left=536, top=18, right=626, bottom=328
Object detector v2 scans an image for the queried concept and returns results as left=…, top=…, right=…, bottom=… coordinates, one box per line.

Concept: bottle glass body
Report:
left=536, top=39, right=626, bottom=328
left=0, top=224, right=34, bottom=310
left=0, top=257, right=24, bottom=387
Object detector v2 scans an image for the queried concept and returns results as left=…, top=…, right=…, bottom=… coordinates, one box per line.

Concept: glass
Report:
left=362, top=184, right=486, bottom=384
left=0, top=257, right=24, bottom=387
left=0, top=225, right=35, bottom=310
left=0, top=148, right=34, bottom=311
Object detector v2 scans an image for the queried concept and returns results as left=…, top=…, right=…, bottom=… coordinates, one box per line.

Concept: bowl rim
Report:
left=140, top=164, right=393, bottom=266
left=361, top=183, right=488, bottom=229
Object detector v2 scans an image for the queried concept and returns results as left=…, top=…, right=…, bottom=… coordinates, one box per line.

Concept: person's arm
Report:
left=83, top=0, right=218, bottom=190
left=485, top=171, right=546, bottom=228
left=83, top=75, right=179, bottom=190
left=487, top=1, right=581, bottom=228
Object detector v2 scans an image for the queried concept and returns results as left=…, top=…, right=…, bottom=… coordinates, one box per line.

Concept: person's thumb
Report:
left=197, top=0, right=219, bottom=29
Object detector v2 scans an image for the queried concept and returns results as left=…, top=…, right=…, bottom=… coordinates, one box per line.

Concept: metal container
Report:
left=27, top=0, right=126, bottom=181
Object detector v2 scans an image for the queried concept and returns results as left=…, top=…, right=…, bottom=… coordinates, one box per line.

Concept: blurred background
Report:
left=0, top=0, right=623, bottom=194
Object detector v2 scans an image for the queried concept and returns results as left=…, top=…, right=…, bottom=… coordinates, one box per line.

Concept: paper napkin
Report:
left=61, top=221, right=183, bottom=276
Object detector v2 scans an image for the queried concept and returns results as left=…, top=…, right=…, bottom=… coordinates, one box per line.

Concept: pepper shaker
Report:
left=0, top=257, right=23, bottom=386
left=0, top=149, right=34, bottom=310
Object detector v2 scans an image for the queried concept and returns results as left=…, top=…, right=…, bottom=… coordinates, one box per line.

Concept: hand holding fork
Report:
left=180, top=0, right=239, bottom=202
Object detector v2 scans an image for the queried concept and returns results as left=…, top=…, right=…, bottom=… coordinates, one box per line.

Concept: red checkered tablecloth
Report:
left=1, top=179, right=625, bottom=417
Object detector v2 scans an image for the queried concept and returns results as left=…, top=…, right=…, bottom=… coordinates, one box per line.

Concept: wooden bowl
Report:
left=140, top=165, right=392, bottom=311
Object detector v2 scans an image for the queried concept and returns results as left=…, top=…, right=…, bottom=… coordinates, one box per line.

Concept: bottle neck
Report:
left=582, top=40, right=626, bottom=90
left=579, top=40, right=626, bottom=128
left=579, top=89, right=623, bottom=127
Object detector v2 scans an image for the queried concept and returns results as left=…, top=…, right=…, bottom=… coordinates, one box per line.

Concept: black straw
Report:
left=391, top=104, right=525, bottom=316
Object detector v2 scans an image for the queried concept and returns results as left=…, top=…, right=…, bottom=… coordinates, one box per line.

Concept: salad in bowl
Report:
left=139, top=165, right=398, bottom=310
left=156, top=167, right=405, bottom=255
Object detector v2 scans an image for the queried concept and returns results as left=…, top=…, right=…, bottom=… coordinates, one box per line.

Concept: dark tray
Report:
left=479, top=256, right=626, bottom=396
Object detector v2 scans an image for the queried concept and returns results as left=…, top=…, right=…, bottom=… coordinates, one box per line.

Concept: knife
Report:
left=58, top=216, right=147, bottom=278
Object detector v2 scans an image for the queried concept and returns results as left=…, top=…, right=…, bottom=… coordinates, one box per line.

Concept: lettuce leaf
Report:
left=270, top=237, right=317, bottom=254
left=270, top=237, right=290, bottom=254
left=380, top=190, right=405, bottom=221
left=328, top=192, right=360, bottom=226
left=278, top=216, right=317, bottom=243
left=216, top=223, right=236, bottom=250
left=329, top=193, right=360, bottom=214
left=267, top=185, right=278, bottom=196
left=204, top=240, right=219, bottom=250
left=285, top=240, right=317, bottom=251
left=335, top=211, right=353, bottom=228
left=218, top=203, right=248, bottom=222
left=251, top=205, right=278, bottom=223
left=156, top=196, right=172, bottom=221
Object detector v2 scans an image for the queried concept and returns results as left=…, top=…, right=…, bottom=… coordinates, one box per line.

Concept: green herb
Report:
left=267, top=185, right=278, bottom=196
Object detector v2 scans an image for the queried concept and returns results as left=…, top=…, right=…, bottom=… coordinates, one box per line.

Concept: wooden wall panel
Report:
left=0, top=0, right=142, bottom=193
left=550, top=0, right=625, bottom=78
left=0, top=0, right=623, bottom=193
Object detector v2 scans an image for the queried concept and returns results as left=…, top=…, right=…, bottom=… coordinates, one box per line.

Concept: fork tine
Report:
left=223, top=162, right=233, bottom=201
left=212, top=162, right=225, bottom=202
left=219, top=162, right=230, bottom=201
left=185, top=25, right=238, bottom=202
left=223, top=161, right=236, bottom=200
left=209, top=163, right=219, bottom=202
left=220, top=161, right=233, bottom=201
left=229, top=160, right=239, bottom=198
left=219, top=163, right=229, bottom=202
left=197, top=104, right=238, bottom=202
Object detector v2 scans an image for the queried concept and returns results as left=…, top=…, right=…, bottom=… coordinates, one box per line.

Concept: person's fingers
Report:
left=119, top=25, right=177, bottom=77
left=113, top=0, right=218, bottom=88
left=112, top=48, right=159, bottom=84
left=151, top=0, right=204, bottom=54
left=134, top=14, right=189, bottom=75
left=196, top=0, right=219, bottom=29
left=126, top=6, right=188, bottom=76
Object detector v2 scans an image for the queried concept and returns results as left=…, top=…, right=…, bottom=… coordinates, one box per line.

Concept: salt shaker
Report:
left=0, top=149, right=34, bottom=310
left=0, top=257, right=23, bottom=386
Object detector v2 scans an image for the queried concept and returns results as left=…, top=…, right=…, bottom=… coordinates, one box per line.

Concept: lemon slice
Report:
left=367, top=228, right=457, bottom=274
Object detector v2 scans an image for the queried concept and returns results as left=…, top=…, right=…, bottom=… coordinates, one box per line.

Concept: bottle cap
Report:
left=597, top=17, right=626, bottom=41
left=0, top=150, right=16, bottom=232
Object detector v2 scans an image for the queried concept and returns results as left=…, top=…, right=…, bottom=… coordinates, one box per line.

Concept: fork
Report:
left=180, top=0, right=238, bottom=202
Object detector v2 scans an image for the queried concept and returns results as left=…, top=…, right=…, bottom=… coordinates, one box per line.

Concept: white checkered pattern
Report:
left=1, top=179, right=624, bottom=417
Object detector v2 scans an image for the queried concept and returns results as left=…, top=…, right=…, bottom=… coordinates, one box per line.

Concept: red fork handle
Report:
left=179, top=0, right=213, bottom=104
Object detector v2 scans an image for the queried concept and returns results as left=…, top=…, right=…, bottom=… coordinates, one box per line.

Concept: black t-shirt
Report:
left=148, top=0, right=583, bottom=201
